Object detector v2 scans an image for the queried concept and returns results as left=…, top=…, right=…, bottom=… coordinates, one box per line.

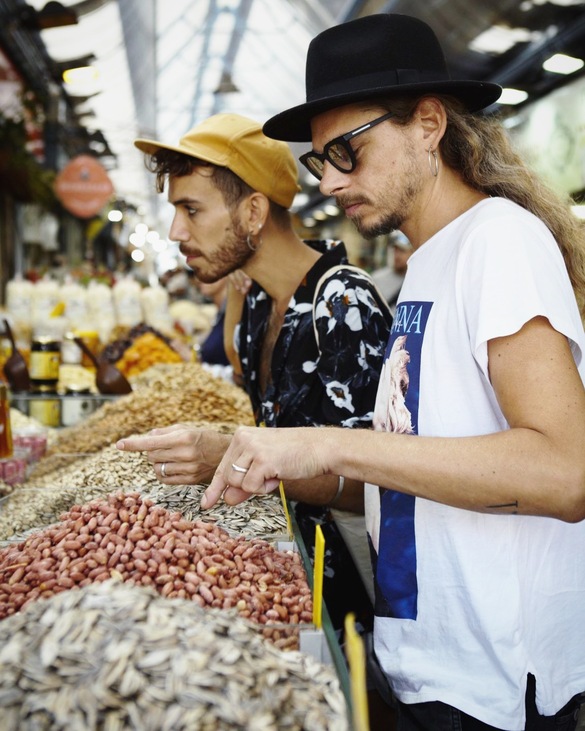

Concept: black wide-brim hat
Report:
left=263, top=13, right=502, bottom=142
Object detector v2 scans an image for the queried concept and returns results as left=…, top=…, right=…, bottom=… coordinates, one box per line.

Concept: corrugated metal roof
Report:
left=19, top=0, right=585, bottom=223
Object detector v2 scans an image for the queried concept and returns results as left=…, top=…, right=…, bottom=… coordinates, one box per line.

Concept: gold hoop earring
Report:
left=428, top=148, right=439, bottom=178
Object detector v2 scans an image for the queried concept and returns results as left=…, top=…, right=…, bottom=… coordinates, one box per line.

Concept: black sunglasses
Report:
left=299, top=111, right=395, bottom=181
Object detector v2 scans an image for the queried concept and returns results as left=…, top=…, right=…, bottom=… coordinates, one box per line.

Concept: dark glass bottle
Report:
left=0, top=381, right=13, bottom=458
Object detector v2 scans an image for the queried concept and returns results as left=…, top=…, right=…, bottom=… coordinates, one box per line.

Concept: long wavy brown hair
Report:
left=380, top=96, right=585, bottom=324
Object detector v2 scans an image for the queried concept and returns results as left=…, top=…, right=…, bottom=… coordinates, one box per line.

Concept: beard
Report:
left=356, top=209, right=405, bottom=240
left=187, top=215, right=254, bottom=283
left=342, top=141, right=423, bottom=240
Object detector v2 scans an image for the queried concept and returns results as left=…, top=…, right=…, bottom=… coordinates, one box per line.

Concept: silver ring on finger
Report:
left=231, top=463, right=248, bottom=474
left=161, top=462, right=167, bottom=477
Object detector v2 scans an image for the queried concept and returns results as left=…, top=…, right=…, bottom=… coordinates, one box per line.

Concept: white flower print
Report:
left=355, top=285, right=382, bottom=313
left=344, top=305, right=363, bottom=332
left=316, top=278, right=364, bottom=334
left=325, top=380, right=355, bottom=413
left=292, top=301, right=312, bottom=315
left=357, top=340, right=369, bottom=371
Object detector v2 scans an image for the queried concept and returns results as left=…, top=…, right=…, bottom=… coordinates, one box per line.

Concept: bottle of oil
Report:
left=0, top=380, right=13, bottom=459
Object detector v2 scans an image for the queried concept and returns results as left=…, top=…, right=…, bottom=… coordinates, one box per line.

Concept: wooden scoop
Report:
left=2, top=319, right=30, bottom=392
left=73, top=337, right=132, bottom=395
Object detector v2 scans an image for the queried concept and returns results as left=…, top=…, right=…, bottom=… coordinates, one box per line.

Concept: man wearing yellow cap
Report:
left=120, top=113, right=393, bottom=646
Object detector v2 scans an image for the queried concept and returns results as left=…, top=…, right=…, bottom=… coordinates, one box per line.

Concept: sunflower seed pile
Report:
left=0, top=579, right=348, bottom=731
left=144, top=483, right=288, bottom=539
left=0, top=485, right=119, bottom=543
left=0, top=444, right=160, bottom=541
left=0, top=446, right=287, bottom=543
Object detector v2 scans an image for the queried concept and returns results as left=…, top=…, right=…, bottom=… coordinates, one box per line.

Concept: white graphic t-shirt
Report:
left=365, top=197, right=585, bottom=730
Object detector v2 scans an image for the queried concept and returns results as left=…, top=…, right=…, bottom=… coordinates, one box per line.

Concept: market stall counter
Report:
left=0, top=360, right=358, bottom=729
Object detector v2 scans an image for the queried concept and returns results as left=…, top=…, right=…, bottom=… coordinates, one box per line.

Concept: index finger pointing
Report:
left=200, top=471, right=228, bottom=509
left=116, top=434, right=161, bottom=452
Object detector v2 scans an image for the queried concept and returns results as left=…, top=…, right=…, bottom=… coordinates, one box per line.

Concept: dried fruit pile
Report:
left=115, top=331, right=184, bottom=377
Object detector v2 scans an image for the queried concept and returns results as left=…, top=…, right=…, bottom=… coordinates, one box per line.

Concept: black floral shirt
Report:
left=236, top=240, right=392, bottom=429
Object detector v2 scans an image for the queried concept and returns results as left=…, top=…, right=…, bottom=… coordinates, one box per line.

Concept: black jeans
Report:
left=396, top=676, right=583, bottom=731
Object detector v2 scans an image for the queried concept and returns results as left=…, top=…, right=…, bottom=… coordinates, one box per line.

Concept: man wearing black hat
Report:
left=202, top=13, right=585, bottom=731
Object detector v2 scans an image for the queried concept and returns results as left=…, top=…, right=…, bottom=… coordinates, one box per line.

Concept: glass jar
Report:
left=29, top=385, right=61, bottom=428
left=61, top=385, right=95, bottom=427
left=29, top=337, right=61, bottom=387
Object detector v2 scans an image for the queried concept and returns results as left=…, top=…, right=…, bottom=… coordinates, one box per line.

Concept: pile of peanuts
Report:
left=0, top=492, right=312, bottom=640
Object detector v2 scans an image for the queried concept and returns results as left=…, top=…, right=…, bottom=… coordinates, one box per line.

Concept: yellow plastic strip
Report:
left=344, top=613, right=370, bottom=731
left=312, top=524, right=324, bottom=628
left=278, top=480, right=293, bottom=540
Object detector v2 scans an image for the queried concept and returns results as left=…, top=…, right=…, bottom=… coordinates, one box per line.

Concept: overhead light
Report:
left=542, top=53, right=584, bottom=75
left=213, top=71, right=239, bottom=95
left=571, top=205, right=585, bottom=220
left=152, top=239, right=167, bottom=253
left=501, top=114, right=524, bottom=130
left=498, top=88, right=529, bottom=105
left=470, top=26, right=534, bottom=54
left=302, top=173, right=320, bottom=188
left=324, top=204, right=340, bottom=216
left=63, top=66, right=100, bottom=86
left=313, top=210, right=327, bottom=221
left=292, top=192, right=309, bottom=208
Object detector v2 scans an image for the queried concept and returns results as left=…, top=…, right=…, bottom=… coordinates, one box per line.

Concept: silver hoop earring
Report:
left=246, top=232, right=256, bottom=251
left=428, top=148, right=439, bottom=178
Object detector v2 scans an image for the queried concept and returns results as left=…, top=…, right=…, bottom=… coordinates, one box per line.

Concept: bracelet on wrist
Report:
left=327, top=475, right=345, bottom=507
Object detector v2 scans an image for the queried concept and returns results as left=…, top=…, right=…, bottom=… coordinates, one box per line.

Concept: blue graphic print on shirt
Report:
left=374, top=301, right=433, bottom=620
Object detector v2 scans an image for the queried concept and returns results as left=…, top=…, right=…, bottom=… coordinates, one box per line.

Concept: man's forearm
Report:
left=282, top=475, right=364, bottom=513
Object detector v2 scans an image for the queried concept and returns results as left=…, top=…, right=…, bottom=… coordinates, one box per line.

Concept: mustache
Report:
left=335, top=194, right=368, bottom=210
left=179, top=244, right=203, bottom=258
